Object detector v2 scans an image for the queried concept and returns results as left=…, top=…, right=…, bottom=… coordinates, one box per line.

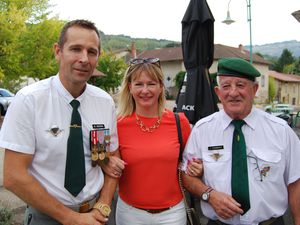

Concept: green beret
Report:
left=217, top=57, right=261, bottom=81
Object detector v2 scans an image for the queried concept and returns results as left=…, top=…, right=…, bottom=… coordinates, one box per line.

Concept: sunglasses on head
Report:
left=129, top=58, right=160, bottom=67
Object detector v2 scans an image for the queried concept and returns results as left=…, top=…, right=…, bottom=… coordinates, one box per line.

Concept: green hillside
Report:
left=100, top=31, right=181, bottom=52
left=249, top=40, right=300, bottom=58
left=100, top=31, right=300, bottom=59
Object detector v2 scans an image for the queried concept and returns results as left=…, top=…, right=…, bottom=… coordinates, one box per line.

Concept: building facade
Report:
left=269, top=70, right=300, bottom=105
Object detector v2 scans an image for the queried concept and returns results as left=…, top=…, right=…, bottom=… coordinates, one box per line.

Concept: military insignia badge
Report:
left=210, top=153, right=223, bottom=161
left=47, top=125, right=63, bottom=137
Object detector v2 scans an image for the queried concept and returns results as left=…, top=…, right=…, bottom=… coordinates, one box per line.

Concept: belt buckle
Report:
left=79, top=201, right=90, bottom=213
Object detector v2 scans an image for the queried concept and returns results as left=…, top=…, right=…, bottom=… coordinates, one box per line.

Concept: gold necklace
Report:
left=136, top=115, right=161, bottom=133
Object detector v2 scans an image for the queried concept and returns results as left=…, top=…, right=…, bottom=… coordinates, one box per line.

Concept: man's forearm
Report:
left=98, top=172, right=119, bottom=206
left=288, top=179, right=300, bottom=225
left=4, top=150, right=76, bottom=224
left=97, top=149, right=120, bottom=205
left=181, top=172, right=209, bottom=197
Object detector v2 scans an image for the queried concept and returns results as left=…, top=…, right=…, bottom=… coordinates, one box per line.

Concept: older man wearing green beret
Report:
left=181, top=57, right=300, bottom=225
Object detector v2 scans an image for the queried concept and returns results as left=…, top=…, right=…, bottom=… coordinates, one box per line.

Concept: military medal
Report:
left=91, top=145, right=97, bottom=152
left=103, top=152, right=110, bottom=164
left=90, top=130, right=99, bottom=167
left=99, top=143, right=105, bottom=152
left=99, top=151, right=106, bottom=160
left=98, top=129, right=110, bottom=165
left=98, top=130, right=104, bottom=143
left=90, top=127, right=110, bottom=167
left=92, top=151, right=98, bottom=160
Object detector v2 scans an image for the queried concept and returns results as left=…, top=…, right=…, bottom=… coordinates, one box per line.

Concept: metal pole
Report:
left=246, top=0, right=253, bottom=64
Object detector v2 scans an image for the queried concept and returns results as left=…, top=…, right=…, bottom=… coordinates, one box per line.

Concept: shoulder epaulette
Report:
left=194, top=113, right=216, bottom=128
left=264, top=112, right=288, bottom=126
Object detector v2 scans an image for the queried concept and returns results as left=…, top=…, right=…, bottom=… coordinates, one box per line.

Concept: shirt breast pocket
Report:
left=248, top=148, right=283, bottom=182
left=202, top=151, right=231, bottom=183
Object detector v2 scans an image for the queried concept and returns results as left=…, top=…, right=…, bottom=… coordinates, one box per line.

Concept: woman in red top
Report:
left=115, top=58, right=201, bottom=225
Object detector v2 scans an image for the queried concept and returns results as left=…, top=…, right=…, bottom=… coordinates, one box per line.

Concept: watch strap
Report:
left=202, top=187, right=213, bottom=195
left=201, top=187, right=213, bottom=202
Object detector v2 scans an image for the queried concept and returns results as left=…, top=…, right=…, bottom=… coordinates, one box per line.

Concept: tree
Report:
left=0, top=1, right=27, bottom=89
left=19, top=18, right=64, bottom=81
left=293, top=57, right=300, bottom=75
left=0, top=0, right=52, bottom=91
left=268, top=76, right=276, bottom=103
left=273, top=49, right=295, bottom=73
left=90, top=51, right=127, bottom=93
left=283, top=64, right=295, bottom=74
left=174, top=71, right=185, bottom=89
left=164, top=42, right=181, bottom=48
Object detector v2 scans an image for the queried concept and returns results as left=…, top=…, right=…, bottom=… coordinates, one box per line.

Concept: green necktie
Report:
left=231, top=120, right=250, bottom=214
left=64, top=99, right=86, bottom=197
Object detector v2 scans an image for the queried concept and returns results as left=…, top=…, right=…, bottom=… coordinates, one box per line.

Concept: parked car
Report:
left=264, top=103, right=294, bottom=126
left=0, top=88, right=14, bottom=116
left=273, top=104, right=293, bottom=114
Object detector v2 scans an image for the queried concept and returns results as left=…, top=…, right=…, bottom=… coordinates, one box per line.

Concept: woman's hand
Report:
left=187, top=158, right=203, bottom=177
left=101, top=155, right=126, bottom=178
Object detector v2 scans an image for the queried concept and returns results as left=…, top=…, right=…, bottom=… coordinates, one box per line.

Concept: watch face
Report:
left=93, top=203, right=111, bottom=217
left=102, top=206, right=110, bottom=213
left=100, top=205, right=111, bottom=217
left=202, top=192, right=209, bottom=201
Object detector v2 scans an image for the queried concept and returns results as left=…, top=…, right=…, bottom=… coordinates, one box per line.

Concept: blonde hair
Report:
left=117, top=63, right=166, bottom=118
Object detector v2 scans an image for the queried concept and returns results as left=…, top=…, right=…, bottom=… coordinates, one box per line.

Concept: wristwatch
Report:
left=201, top=187, right=213, bottom=202
left=93, top=202, right=111, bottom=217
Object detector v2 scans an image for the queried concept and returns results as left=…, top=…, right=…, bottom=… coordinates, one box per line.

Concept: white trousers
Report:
left=116, top=197, right=186, bottom=225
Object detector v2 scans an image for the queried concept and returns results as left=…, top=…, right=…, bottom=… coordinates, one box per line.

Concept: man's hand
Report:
left=209, top=190, right=244, bottom=219
left=63, top=210, right=108, bottom=225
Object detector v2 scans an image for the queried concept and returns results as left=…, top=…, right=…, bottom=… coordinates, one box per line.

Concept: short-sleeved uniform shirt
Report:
left=0, top=75, right=118, bottom=205
left=182, top=108, right=300, bottom=225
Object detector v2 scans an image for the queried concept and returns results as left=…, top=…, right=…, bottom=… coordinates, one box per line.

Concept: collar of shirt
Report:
left=219, top=107, right=258, bottom=131
left=53, top=74, right=86, bottom=104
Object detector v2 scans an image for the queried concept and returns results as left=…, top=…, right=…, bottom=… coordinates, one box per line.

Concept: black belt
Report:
left=135, top=207, right=171, bottom=214
left=208, top=216, right=284, bottom=225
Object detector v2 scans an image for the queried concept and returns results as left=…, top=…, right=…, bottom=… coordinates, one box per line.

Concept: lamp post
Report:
left=222, top=0, right=253, bottom=64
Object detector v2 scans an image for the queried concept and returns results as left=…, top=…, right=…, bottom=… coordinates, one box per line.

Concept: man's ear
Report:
left=214, top=86, right=221, bottom=101
left=53, top=43, right=61, bottom=61
left=253, top=82, right=259, bottom=95
left=214, top=86, right=220, bottom=100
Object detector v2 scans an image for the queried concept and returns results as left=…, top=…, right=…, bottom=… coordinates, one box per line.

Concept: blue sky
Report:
left=49, top=0, right=300, bottom=47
